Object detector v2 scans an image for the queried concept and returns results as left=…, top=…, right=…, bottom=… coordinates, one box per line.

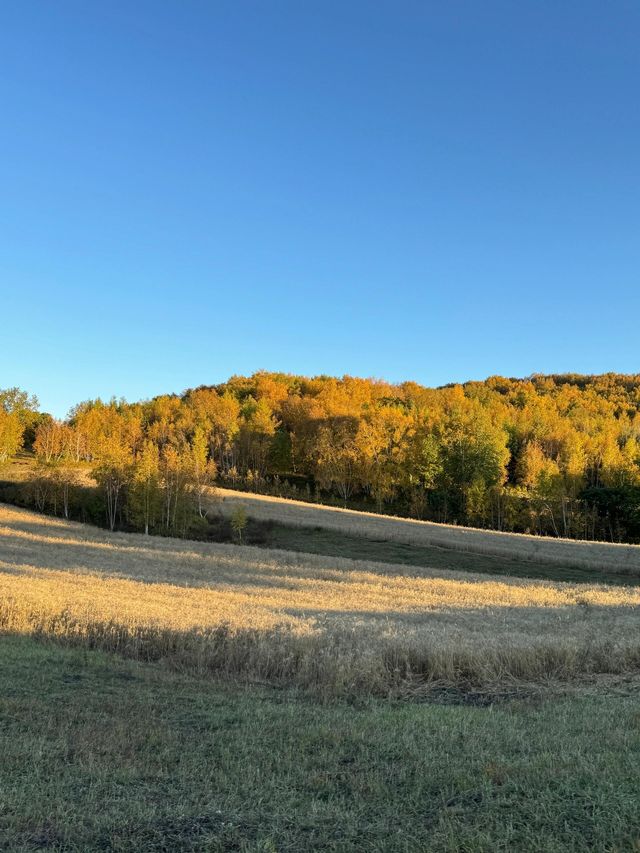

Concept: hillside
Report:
left=2, top=503, right=640, bottom=693
left=4, top=451, right=640, bottom=585
left=215, top=486, right=640, bottom=574
left=4, top=371, right=640, bottom=546
left=2, top=503, right=640, bottom=850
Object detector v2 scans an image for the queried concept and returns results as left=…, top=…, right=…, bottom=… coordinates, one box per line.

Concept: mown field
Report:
left=214, top=487, right=640, bottom=575
left=252, top=518, right=640, bottom=586
left=2, top=635, right=640, bottom=852
left=3, top=504, right=640, bottom=693
left=2, top=502, right=640, bottom=850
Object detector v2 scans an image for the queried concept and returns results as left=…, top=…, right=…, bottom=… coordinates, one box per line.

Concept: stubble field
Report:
left=2, top=501, right=640, bottom=850
left=2, top=503, right=640, bottom=695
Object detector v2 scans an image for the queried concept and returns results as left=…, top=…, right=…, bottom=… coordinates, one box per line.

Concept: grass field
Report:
left=5, top=454, right=640, bottom=576
left=215, top=487, right=640, bottom=574
left=2, top=499, right=640, bottom=849
left=2, top=635, right=640, bottom=852
left=2, top=503, right=640, bottom=694
left=255, top=519, right=640, bottom=586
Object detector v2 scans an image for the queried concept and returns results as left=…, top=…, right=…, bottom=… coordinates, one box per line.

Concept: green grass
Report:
left=2, top=635, right=640, bottom=852
left=256, top=519, right=639, bottom=586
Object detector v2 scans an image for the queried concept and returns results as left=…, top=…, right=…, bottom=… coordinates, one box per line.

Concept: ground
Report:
left=3, top=503, right=640, bottom=693
left=2, top=492, right=640, bottom=850
left=258, top=519, right=639, bottom=585
left=2, top=636, right=640, bottom=853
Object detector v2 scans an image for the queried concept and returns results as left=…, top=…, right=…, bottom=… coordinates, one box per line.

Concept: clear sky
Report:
left=1, top=2, right=639, bottom=417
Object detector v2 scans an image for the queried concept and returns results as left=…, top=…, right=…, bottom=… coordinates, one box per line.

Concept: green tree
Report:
left=230, top=504, right=248, bottom=543
left=403, top=429, right=442, bottom=518
left=129, top=440, right=161, bottom=535
left=0, top=409, right=23, bottom=466
left=438, top=406, right=510, bottom=521
left=190, top=426, right=217, bottom=517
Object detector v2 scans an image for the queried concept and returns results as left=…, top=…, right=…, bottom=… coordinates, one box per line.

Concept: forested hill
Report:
left=2, top=373, right=640, bottom=542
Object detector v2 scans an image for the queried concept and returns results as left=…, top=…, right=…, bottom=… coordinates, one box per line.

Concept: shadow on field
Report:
left=279, top=603, right=640, bottom=624
left=5, top=497, right=640, bottom=587
left=3, top=602, right=639, bottom=702
left=3, top=513, right=640, bottom=595
left=3, top=533, right=640, bottom=603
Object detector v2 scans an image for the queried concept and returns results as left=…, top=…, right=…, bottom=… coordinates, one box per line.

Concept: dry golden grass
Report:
left=214, top=487, right=640, bottom=573
left=1, top=503, right=640, bottom=695
left=6, top=454, right=640, bottom=572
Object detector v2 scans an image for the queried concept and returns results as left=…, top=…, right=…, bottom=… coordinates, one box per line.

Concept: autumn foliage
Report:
left=3, top=372, right=640, bottom=541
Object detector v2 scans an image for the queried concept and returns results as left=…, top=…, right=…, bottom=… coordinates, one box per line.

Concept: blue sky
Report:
left=1, top=1, right=639, bottom=417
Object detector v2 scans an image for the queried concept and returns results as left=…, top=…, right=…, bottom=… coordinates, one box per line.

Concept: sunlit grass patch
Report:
left=1, top=504, right=639, bottom=695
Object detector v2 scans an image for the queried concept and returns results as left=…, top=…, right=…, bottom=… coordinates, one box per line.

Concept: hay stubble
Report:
left=1, top=504, right=639, bottom=696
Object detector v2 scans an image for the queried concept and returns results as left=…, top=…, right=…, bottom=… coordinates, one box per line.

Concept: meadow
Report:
left=3, top=500, right=640, bottom=849
left=5, top=451, right=640, bottom=579
left=215, top=487, right=640, bottom=574
left=2, top=503, right=640, bottom=696
left=2, top=635, right=640, bottom=852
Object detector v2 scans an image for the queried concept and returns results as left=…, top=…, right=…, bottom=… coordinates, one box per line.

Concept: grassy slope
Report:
left=2, top=499, right=640, bottom=850
left=3, top=462, right=630, bottom=587
left=215, top=487, right=640, bottom=574
left=2, top=636, right=640, bottom=853
left=4, top=504, right=640, bottom=693
left=258, top=520, right=640, bottom=586
left=5, top=454, right=640, bottom=578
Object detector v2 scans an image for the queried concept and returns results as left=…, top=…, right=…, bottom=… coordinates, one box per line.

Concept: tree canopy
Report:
left=3, top=372, right=640, bottom=542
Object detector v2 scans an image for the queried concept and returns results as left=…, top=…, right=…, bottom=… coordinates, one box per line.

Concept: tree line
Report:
left=1, top=372, right=640, bottom=542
